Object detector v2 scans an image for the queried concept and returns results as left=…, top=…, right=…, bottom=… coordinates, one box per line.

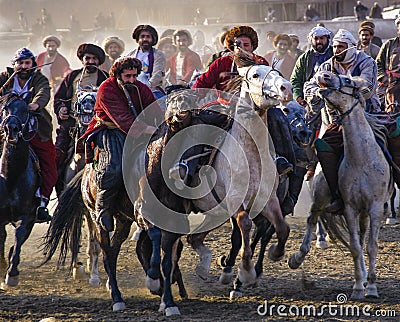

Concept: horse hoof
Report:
left=386, top=217, right=396, bottom=225
left=288, top=254, right=302, bottom=269
left=268, top=244, right=284, bottom=262
left=130, top=228, right=143, bottom=241
left=145, top=276, right=161, bottom=293
left=229, top=290, right=243, bottom=300
left=219, top=266, right=233, bottom=285
left=112, top=301, right=126, bottom=312
left=72, top=264, right=86, bottom=280
left=350, top=289, right=364, bottom=300
left=5, top=274, right=19, bottom=287
left=238, top=263, right=256, bottom=287
left=158, top=301, right=166, bottom=313
left=315, top=240, right=329, bottom=249
left=89, top=276, right=101, bottom=287
left=165, top=306, right=181, bottom=317
left=365, top=285, right=379, bottom=298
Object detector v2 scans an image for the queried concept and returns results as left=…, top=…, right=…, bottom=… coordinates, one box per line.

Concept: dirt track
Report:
left=0, top=214, right=399, bottom=322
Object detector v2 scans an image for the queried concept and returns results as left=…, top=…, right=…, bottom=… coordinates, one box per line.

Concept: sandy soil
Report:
left=1, top=210, right=399, bottom=322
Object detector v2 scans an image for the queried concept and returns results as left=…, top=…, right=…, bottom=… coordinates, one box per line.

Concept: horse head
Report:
left=237, top=64, right=293, bottom=110
left=315, top=71, right=369, bottom=114
left=74, top=89, right=97, bottom=127
left=280, top=100, right=312, bottom=147
left=165, top=90, right=198, bottom=133
left=0, top=93, right=31, bottom=144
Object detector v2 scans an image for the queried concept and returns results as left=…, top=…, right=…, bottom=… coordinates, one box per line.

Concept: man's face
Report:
left=359, top=30, right=372, bottom=46
left=120, top=68, right=138, bottom=90
left=333, top=41, right=348, bottom=62
left=290, top=38, right=299, bottom=50
left=82, top=53, right=100, bottom=73
left=107, top=43, right=122, bottom=59
left=234, top=36, right=254, bottom=53
left=275, top=39, right=289, bottom=55
left=311, top=35, right=329, bottom=53
left=138, top=31, right=153, bottom=51
left=45, top=40, right=58, bottom=57
left=176, top=34, right=190, bottom=52
left=14, top=58, right=33, bottom=80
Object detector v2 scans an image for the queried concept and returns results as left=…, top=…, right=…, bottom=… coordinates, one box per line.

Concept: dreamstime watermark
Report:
left=257, top=293, right=397, bottom=318
left=122, top=88, right=278, bottom=234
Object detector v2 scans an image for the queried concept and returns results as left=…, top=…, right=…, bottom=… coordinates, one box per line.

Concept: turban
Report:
left=11, top=47, right=36, bottom=66
left=308, top=26, right=330, bottom=39
left=332, top=29, right=357, bottom=65
left=132, top=25, right=158, bottom=46
left=101, top=36, right=125, bottom=53
left=358, top=21, right=375, bottom=35
left=76, top=43, right=105, bottom=65
left=42, top=35, right=61, bottom=48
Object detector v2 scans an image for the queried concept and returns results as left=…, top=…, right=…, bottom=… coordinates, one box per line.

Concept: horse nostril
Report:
left=280, top=85, right=286, bottom=92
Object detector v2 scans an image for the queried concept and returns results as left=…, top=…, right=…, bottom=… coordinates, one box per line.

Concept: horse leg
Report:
left=0, top=225, right=7, bottom=278
left=216, top=217, right=241, bottom=284
left=365, top=206, right=383, bottom=298
left=145, top=226, right=163, bottom=295
left=386, top=189, right=397, bottom=225
left=160, top=231, right=181, bottom=316
left=263, top=195, right=290, bottom=261
left=171, top=239, right=187, bottom=299
left=251, top=215, right=272, bottom=278
left=315, top=220, right=329, bottom=249
left=187, top=232, right=212, bottom=280
left=288, top=208, right=321, bottom=269
left=345, top=207, right=365, bottom=300
left=5, top=220, right=34, bottom=287
left=86, top=215, right=101, bottom=286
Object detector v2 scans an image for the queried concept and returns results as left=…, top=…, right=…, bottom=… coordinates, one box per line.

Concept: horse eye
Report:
left=252, top=73, right=259, bottom=78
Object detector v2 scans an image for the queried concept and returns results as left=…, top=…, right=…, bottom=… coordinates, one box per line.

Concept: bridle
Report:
left=0, top=96, right=37, bottom=144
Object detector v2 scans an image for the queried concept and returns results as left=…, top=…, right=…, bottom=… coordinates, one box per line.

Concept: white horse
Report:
left=289, top=71, right=393, bottom=300
left=137, top=63, right=293, bottom=315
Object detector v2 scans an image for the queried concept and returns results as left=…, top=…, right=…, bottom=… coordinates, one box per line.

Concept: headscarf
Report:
left=332, top=29, right=357, bottom=64
left=11, top=47, right=36, bottom=66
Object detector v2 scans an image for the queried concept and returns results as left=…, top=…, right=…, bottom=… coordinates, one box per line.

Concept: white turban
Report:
left=308, top=26, right=330, bottom=39
left=332, top=29, right=357, bottom=64
left=332, top=29, right=357, bottom=46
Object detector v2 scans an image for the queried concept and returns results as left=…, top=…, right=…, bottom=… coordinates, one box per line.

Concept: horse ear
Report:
left=237, top=66, right=247, bottom=77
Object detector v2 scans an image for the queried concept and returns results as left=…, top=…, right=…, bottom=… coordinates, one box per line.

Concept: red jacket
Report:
left=78, top=77, right=163, bottom=150
left=167, top=49, right=202, bottom=84
left=36, top=52, right=71, bottom=85
left=193, top=54, right=269, bottom=91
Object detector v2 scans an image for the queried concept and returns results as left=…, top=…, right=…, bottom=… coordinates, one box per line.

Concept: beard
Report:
left=17, top=69, right=33, bottom=80
left=123, top=82, right=136, bottom=91
left=140, top=42, right=152, bottom=51
left=313, top=42, right=329, bottom=53
left=109, top=51, right=121, bottom=59
left=85, top=64, right=98, bottom=73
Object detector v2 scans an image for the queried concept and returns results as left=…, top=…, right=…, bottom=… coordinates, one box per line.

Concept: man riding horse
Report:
left=0, top=48, right=57, bottom=222
left=77, top=57, right=164, bottom=232
left=173, top=25, right=298, bottom=215
left=304, top=29, right=400, bottom=214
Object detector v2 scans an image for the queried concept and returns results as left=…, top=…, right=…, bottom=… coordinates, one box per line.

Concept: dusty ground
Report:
left=0, top=212, right=399, bottom=322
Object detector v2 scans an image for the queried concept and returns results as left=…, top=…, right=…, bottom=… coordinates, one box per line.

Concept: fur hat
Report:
left=76, top=43, right=105, bottom=65
left=11, top=47, right=36, bottom=66
left=101, top=36, right=125, bottom=53
left=359, top=21, right=375, bottom=35
left=273, top=34, right=292, bottom=48
left=172, top=29, right=193, bottom=46
left=42, top=35, right=61, bottom=48
left=132, top=25, right=158, bottom=46
left=226, top=26, right=258, bottom=51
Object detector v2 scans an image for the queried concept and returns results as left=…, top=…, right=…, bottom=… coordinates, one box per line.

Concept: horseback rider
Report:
left=53, top=43, right=109, bottom=186
left=174, top=25, right=297, bottom=214
left=0, top=47, right=57, bottom=222
left=304, top=29, right=400, bottom=214
left=77, top=57, right=164, bottom=232
left=128, top=24, right=166, bottom=98
left=290, top=26, right=333, bottom=180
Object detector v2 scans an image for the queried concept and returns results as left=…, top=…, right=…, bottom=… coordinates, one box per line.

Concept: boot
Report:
left=317, top=151, right=344, bottom=214
left=36, top=196, right=52, bottom=223
left=275, top=156, right=294, bottom=176
left=97, top=209, right=114, bottom=232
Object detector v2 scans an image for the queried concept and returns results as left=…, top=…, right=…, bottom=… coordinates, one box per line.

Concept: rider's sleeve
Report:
left=149, top=49, right=166, bottom=90
left=290, top=52, right=307, bottom=100
left=376, top=40, right=389, bottom=83
left=31, top=72, right=51, bottom=110
left=181, top=51, right=203, bottom=84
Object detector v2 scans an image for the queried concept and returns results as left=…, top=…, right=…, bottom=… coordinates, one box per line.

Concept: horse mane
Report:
left=364, top=112, right=390, bottom=149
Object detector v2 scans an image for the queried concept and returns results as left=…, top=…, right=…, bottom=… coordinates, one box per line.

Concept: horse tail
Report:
left=319, top=213, right=350, bottom=249
left=41, top=169, right=86, bottom=269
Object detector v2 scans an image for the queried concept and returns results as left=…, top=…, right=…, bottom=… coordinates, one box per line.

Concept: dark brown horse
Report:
left=0, top=93, right=41, bottom=288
